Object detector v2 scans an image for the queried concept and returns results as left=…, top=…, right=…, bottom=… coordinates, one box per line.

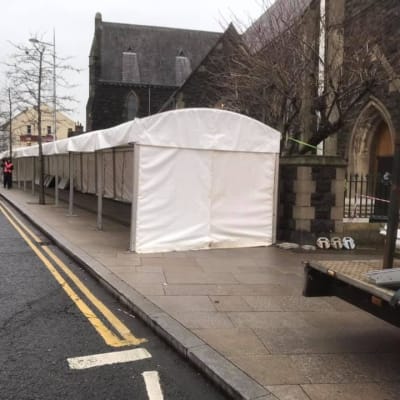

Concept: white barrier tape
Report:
left=360, top=195, right=390, bottom=203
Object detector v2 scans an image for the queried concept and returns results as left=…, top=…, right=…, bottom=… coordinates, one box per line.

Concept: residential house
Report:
left=1, top=105, right=77, bottom=151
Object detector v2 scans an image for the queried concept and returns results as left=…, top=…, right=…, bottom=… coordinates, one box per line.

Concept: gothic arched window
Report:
left=126, top=91, right=139, bottom=121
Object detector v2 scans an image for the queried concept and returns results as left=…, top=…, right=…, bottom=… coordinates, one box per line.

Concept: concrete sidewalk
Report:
left=2, top=186, right=400, bottom=400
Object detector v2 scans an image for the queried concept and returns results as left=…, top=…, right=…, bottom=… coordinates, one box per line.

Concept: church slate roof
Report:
left=95, top=15, right=222, bottom=87
left=243, top=0, right=313, bottom=51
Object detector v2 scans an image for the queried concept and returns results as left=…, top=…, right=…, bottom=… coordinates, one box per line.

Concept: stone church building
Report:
left=86, top=13, right=222, bottom=131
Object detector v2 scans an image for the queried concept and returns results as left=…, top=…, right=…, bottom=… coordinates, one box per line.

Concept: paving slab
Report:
left=267, top=385, right=312, bottom=400
left=192, top=328, right=270, bottom=357
left=169, top=311, right=236, bottom=330
left=229, top=354, right=311, bottom=385
left=148, top=295, right=217, bottom=313
left=210, top=295, right=254, bottom=312
left=301, top=383, right=398, bottom=400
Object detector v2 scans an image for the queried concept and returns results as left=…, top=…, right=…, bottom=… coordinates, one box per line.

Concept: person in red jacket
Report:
left=2, top=158, right=13, bottom=189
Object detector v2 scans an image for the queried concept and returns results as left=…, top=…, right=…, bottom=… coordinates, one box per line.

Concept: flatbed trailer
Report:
left=304, top=139, right=400, bottom=326
left=303, top=259, right=400, bottom=327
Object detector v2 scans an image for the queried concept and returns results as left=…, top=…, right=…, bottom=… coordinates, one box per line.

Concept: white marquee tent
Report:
left=3, top=108, right=281, bottom=253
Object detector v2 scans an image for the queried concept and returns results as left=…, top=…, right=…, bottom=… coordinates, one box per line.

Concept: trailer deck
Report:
left=304, top=259, right=400, bottom=326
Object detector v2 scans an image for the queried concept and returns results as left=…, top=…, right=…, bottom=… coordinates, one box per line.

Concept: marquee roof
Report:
left=3, top=108, right=281, bottom=159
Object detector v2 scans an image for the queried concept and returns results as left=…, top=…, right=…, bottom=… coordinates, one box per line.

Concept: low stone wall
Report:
left=278, top=156, right=347, bottom=244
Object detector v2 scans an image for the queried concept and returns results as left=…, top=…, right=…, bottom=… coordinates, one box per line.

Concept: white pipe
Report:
left=68, top=152, right=74, bottom=216
left=32, top=157, right=35, bottom=195
left=272, top=153, right=279, bottom=244
left=317, top=0, right=326, bottom=155
left=54, top=155, right=59, bottom=206
left=129, top=144, right=139, bottom=252
left=17, top=159, right=21, bottom=188
left=97, top=151, right=103, bottom=230
left=53, top=29, right=57, bottom=142
left=23, top=158, right=26, bottom=191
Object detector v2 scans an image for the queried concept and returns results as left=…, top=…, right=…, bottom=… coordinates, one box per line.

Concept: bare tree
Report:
left=4, top=37, right=79, bottom=204
left=202, top=0, right=387, bottom=155
left=0, top=86, right=19, bottom=157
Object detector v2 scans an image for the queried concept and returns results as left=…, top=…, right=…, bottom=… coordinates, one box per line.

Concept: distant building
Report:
left=86, top=13, right=222, bottom=131
left=1, top=105, right=77, bottom=150
left=67, top=122, right=84, bottom=137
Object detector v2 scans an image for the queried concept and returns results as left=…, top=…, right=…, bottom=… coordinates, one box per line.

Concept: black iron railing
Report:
left=344, top=173, right=391, bottom=220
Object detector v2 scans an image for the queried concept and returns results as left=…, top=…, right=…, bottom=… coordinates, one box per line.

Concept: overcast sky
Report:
left=1, top=1, right=265, bottom=128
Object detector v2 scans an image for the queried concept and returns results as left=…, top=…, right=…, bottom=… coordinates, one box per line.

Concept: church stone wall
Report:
left=278, top=156, right=347, bottom=244
left=336, top=0, right=400, bottom=158
left=88, top=84, right=174, bottom=131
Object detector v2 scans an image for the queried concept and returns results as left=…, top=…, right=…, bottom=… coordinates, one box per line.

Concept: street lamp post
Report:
left=29, top=34, right=57, bottom=205
left=7, top=88, right=12, bottom=162
left=52, top=31, right=56, bottom=141
left=29, top=43, right=46, bottom=204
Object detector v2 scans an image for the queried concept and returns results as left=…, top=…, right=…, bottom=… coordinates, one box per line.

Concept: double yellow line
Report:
left=0, top=202, right=146, bottom=348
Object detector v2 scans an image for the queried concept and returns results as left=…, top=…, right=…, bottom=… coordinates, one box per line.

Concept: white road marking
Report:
left=67, top=348, right=151, bottom=370
left=142, top=371, right=164, bottom=400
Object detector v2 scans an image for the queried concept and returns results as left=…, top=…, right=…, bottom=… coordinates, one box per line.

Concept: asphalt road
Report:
left=0, top=200, right=229, bottom=400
